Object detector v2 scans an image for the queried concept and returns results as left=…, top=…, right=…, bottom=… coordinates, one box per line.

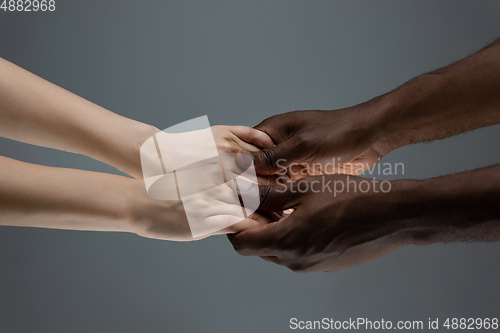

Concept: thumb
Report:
left=239, top=140, right=300, bottom=175
left=227, top=222, right=281, bottom=256
left=258, top=182, right=304, bottom=212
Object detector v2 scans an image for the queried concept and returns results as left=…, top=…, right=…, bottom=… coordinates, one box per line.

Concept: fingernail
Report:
left=277, top=174, right=291, bottom=184
left=235, top=177, right=255, bottom=193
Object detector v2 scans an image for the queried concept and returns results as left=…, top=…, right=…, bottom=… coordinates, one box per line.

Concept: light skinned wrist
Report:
left=89, top=120, right=160, bottom=178
left=116, top=122, right=160, bottom=178
left=119, top=177, right=156, bottom=235
left=121, top=177, right=194, bottom=241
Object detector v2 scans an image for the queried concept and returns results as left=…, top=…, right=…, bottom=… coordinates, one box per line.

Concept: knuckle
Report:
left=228, top=236, right=250, bottom=256
left=246, top=127, right=258, bottom=139
left=259, top=149, right=279, bottom=172
left=287, top=262, right=308, bottom=274
left=256, top=114, right=281, bottom=129
left=218, top=142, right=235, bottom=153
left=258, top=185, right=272, bottom=207
left=294, top=132, right=309, bottom=143
left=236, top=247, right=250, bottom=256
left=275, top=233, right=300, bottom=255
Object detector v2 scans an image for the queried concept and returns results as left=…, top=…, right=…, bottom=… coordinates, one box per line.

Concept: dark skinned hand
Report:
left=228, top=175, right=419, bottom=273
left=246, top=101, right=391, bottom=179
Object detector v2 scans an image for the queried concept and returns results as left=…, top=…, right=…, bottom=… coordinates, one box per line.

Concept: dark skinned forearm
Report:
left=249, top=39, right=500, bottom=177
left=375, top=38, right=500, bottom=154
left=229, top=164, right=500, bottom=272
left=395, top=164, right=500, bottom=245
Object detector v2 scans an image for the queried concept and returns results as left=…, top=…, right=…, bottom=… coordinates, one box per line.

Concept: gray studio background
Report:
left=1, top=1, right=499, bottom=332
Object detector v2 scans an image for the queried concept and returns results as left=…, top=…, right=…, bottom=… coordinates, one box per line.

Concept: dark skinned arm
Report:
left=246, top=38, right=500, bottom=177
left=228, top=165, right=500, bottom=273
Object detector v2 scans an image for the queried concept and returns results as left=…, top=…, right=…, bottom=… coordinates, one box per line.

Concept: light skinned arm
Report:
left=0, top=155, right=272, bottom=241
left=0, top=57, right=275, bottom=178
left=0, top=57, right=158, bottom=178
left=228, top=164, right=500, bottom=273
left=246, top=38, right=500, bottom=177
left=0, top=58, right=277, bottom=240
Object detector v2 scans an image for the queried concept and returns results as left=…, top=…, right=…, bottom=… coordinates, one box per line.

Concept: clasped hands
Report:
left=150, top=105, right=500, bottom=274
left=2, top=37, right=499, bottom=274
left=135, top=109, right=409, bottom=274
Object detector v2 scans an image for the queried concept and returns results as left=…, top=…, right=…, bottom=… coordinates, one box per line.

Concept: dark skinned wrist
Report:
left=384, top=166, right=500, bottom=246
left=377, top=177, right=487, bottom=247
left=365, top=73, right=444, bottom=157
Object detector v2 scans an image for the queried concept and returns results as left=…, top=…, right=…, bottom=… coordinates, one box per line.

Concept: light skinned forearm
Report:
left=0, top=155, right=136, bottom=232
left=0, top=57, right=159, bottom=178
left=390, top=164, right=500, bottom=245
left=0, top=155, right=264, bottom=241
left=370, top=38, right=500, bottom=154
